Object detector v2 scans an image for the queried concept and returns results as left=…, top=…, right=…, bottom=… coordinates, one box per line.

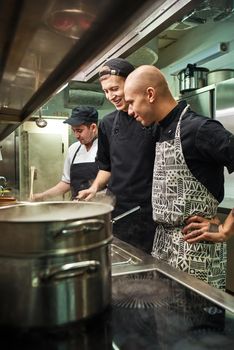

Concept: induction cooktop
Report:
left=1, top=269, right=233, bottom=350
left=111, top=270, right=234, bottom=350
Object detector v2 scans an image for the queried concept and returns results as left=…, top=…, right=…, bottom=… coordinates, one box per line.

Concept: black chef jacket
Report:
left=98, top=110, right=158, bottom=206
left=97, top=110, right=158, bottom=253
left=158, top=100, right=234, bottom=203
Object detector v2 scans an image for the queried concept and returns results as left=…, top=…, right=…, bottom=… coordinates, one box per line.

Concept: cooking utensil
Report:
left=29, top=166, right=36, bottom=200
left=0, top=201, right=113, bottom=328
left=207, top=69, right=234, bottom=85
left=35, top=109, right=47, bottom=128
left=178, top=64, right=209, bottom=93
left=111, top=206, right=141, bottom=224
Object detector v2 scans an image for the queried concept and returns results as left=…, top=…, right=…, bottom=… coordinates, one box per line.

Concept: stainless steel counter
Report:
left=0, top=236, right=233, bottom=349
left=112, top=238, right=234, bottom=314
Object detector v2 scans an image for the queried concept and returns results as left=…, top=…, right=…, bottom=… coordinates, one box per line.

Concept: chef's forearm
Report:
left=34, top=181, right=70, bottom=200
left=220, top=209, right=234, bottom=239
left=90, top=170, right=111, bottom=192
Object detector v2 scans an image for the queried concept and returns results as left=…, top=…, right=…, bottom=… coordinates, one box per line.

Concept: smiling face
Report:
left=124, top=65, right=178, bottom=126
left=124, top=84, right=155, bottom=126
left=100, top=75, right=128, bottom=111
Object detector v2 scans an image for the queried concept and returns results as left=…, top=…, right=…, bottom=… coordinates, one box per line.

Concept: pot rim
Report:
left=178, top=66, right=209, bottom=75
left=0, top=201, right=114, bottom=223
left=208, top=69, right=234, bottom=74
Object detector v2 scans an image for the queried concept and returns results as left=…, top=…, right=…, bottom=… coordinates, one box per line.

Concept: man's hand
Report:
left=182, top=215, right=228, bottom=243
left=28, top=193, right=44, bottom=202
left=76, top=187, right=97, bottom=201
left=76, top=170, right=111, bottom=201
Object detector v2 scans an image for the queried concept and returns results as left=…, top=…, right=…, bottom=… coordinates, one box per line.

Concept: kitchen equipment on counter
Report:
left=0, top=176, right=17, bottom=206
left=0, top=246, right=233, bottom=349
left=111, top=243, right=142, bottom=267
left=0, top=201, right=113, bottom=328
left=0, top=176, right=7, bottom=189
left=178, top=63, right=209, bottom=93
left=0, top=196, right=17, bottom=207
left=1, top=267, right=234, bottom=350
left=207, top=69, right=234, bottom=85
left=29, top=166, right=36, bottom=200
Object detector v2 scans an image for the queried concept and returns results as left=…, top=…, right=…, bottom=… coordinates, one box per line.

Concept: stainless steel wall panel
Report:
left=0, top=0, right=200, bottom=141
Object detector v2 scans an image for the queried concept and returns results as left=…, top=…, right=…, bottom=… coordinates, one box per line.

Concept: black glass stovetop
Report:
left=1, top=270, right=234, bottom=350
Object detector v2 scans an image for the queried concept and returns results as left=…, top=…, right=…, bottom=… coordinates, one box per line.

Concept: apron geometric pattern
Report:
left=152, top=106, right=227, bottom=290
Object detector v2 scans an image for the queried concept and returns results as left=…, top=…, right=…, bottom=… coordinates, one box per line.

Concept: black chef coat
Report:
left=98, top=110, right=158, bottom=206
left=97, top=110, right=158, bottom=253
left=158, top=100, right=234, bottom=202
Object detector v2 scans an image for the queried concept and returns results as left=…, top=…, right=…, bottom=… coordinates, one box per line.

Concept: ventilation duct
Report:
left=168, top=21, right=198, bottom=30
left=127, top=47, right=158, bottom=67
left=64, top=82, right=105, bottom=108
left=168, top=0, right=234, bottom=31
left=181, top=0, right=234, bottom=24
left=127, top=37, right=158, bottom=67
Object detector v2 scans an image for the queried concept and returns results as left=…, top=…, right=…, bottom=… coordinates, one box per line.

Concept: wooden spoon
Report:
left=29, top=166, right=36, bottom=200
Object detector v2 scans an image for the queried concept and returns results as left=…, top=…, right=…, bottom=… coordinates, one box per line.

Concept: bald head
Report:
left=126, top=65, right=168, bottom=95
left=124, top=65, right=177, bottom=124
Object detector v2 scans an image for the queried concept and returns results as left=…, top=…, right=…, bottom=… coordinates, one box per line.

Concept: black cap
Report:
left=63, top=106, right=98, bottom=126
left=99, top=58, right=135, bottom=78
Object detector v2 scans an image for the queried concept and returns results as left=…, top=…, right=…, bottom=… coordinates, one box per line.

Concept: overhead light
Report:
left=169, top=42, right=229, bottom=75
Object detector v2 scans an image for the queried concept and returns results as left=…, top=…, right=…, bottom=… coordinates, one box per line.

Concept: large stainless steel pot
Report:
left=178, top=64, right=209, bottom=93
left=207, top=69, right=234, bottom=85
left=0, top=201, right=113, bottom=328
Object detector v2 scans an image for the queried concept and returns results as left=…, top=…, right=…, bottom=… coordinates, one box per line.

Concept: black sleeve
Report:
left=97, top=119, right=111, bottom=172
left=195, top=119, right=234, bottom=173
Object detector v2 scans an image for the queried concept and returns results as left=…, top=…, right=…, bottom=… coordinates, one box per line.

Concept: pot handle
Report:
left=55, top=219, right=104, bottom=239
left=111, top=206, right=141, bottom=224
left=40, top=260, right=100, bottom=281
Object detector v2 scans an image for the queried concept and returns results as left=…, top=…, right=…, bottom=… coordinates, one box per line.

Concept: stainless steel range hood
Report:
left=0, top=0, right=200, bottom=141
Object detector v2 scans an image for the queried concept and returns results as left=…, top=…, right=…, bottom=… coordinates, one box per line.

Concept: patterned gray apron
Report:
left=151, top=105, right=227, bottom=290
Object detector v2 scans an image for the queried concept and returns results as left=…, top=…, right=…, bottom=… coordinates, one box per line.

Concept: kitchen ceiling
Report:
left=160, top=0, right=234, bottom=49
left=0, top=0, right=162, bottom=141
left=128, top=0, right=234, bottom=66
left=64, top=0, right=234, bottom=112
left=71, top=0, right=234, bottom=81
left=1, top=0, right=233, bottom=138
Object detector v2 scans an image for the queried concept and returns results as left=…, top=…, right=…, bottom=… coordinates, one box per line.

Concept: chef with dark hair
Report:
left=31, top=106, right=99, bottom=201
left=78, top=58, right=158, bottom=254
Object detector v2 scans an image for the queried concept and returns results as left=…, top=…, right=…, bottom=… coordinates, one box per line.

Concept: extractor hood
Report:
left=0, top=0, right=200, bottom=141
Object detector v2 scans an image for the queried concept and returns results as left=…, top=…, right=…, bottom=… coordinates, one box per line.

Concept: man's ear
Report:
left=146, top=87, right=155, bottom=103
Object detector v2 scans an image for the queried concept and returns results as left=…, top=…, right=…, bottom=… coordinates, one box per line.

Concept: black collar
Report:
left=159, top=100, right=187, bottom=128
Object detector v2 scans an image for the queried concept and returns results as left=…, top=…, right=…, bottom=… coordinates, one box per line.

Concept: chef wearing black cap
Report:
left=31, top=106, right=98, bottom=201
left=78, top=58, right=158, bottom=254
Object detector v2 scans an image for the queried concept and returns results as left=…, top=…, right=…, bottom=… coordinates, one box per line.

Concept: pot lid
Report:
left=208, top=69, right=234, bottom=73
left=0, top=201, right=113, bottom=222
left=179, top=64, right=209, bottom=74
